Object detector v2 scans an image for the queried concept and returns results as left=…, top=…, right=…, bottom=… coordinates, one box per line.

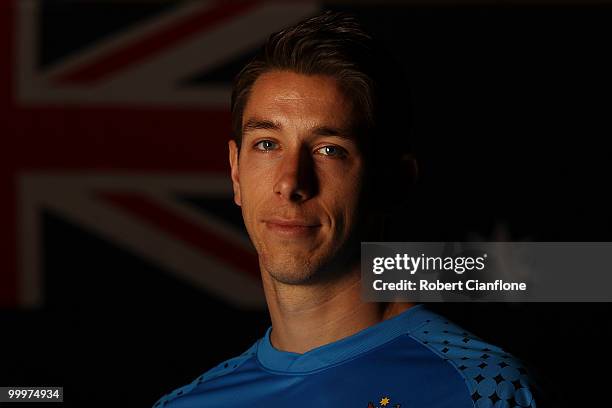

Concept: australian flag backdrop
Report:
left=1, top=1, right=611, bottom=407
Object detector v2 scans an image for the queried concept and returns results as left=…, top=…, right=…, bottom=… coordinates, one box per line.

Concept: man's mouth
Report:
left=262, top=218, right=321, bottom=237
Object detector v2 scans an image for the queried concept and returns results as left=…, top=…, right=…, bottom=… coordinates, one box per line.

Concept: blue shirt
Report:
left=154, top=304, right=536, bottom=407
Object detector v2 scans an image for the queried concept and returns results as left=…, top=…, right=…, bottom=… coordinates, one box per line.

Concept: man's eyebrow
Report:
left=243, top=118, right=355, bottom=140
left=310, top=125, right=355, bottom=140
left=242, top=118, right=282, bottom=134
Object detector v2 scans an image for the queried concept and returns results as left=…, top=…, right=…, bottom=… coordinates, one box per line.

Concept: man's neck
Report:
left=262, top=266, right=415, bottom=354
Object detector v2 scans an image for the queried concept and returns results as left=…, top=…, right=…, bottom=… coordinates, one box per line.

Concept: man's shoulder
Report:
left=403, top=310, right=538, bottom=408
left=152, top=340, right=259, bottom=408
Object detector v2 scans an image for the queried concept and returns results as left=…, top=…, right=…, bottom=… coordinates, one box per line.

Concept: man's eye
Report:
left=254, top=140, right=278, bottom=151
left=315, top=145, right=346, bottom=157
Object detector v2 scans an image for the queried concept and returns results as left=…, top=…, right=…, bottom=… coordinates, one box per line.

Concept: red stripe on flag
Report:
left=8, top=107, right=231, bottom=171
left=97, top=191, right=260, bottom=281
left=0, top=1, right=18, bottom=307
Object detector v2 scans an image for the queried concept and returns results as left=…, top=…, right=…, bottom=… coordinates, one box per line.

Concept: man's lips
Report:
left=262, top=218, right=321, bottom=236
left=263, top=217, right=320, bottom=227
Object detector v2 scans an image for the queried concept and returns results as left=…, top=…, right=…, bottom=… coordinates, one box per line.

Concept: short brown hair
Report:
left=230, top=10, right=414, bottom=210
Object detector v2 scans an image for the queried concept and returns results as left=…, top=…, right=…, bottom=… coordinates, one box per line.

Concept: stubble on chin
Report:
left=259, top=250, right=322, bottom=286
left=258, top=238, right=361, bottom=287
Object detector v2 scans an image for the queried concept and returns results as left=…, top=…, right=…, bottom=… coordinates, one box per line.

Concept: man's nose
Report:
left=273, top=146, right=317, bottom=203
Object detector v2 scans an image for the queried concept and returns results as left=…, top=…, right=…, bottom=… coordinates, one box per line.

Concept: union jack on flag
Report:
left=0, top=0, right=320, bottom=309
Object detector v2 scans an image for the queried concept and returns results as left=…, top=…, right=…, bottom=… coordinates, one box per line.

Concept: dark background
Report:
left=1, top=1, right=611, bottom=407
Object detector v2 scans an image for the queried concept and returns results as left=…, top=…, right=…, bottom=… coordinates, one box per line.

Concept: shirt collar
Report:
left=256, top=303, right=436, bottom=373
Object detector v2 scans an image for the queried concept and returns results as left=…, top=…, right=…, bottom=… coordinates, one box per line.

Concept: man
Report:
left=154, top=11, right=536, bottom=408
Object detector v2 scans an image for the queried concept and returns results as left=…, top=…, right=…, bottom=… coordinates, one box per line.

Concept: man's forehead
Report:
left=242, top=71, right=357, bottom=135
left=250, top=70, right=344, bottom=99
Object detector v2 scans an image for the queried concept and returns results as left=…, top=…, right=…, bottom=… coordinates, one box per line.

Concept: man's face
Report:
left=228, top=70, right=366, bottom=285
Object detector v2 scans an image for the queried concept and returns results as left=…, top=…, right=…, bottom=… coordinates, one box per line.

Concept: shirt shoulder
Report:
left=407, top=313, right=538, bottom=408
left=151, top=340, right=259, bottom=408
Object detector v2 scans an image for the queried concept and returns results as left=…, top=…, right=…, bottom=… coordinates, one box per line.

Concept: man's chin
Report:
left=260, top=253, right=358, bottom=286
left=261, top=257, right=319, bottom=286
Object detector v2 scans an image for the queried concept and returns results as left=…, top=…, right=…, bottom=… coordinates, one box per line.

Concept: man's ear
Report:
left=401, top=153, right=419, bottom=186
left=373, top=152, right=418, bottom=213
left=395, top=153, right=418, bottom=207
left=228, top=139, right=241, bottom=206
